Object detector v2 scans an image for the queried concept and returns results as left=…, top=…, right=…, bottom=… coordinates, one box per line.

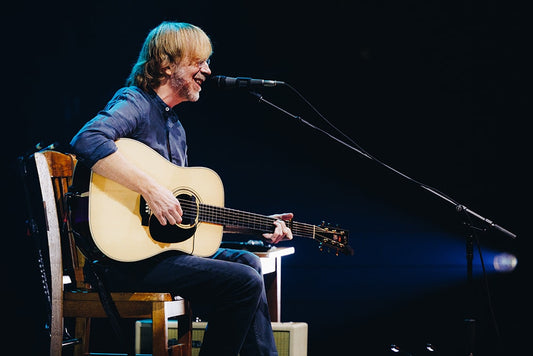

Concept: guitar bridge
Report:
left=140, top=196, right=150, bottom=226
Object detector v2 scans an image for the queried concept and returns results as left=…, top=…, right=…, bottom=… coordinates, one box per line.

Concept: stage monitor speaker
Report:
left=135, top=320, right=308, bottom=356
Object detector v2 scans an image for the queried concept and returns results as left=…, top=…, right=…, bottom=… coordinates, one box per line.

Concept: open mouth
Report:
left=194, top=78, right=204, bottom=87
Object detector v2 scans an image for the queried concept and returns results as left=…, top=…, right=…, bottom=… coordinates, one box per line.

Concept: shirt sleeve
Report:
left=70, top=88, right=146, bottom=167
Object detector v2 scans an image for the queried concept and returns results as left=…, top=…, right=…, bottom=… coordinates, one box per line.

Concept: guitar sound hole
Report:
left=148, top=193, right=198, bottom=244
left=177, top=193, right=197, bottom=226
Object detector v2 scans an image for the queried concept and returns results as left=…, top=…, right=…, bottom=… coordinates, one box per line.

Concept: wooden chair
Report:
left=32, top=149, right=192, bottom=356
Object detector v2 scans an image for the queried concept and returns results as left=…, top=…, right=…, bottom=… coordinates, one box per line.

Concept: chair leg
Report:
left=74, top=317, right=91, bottom=356
left=152, top=302, right=168, bottom=356
left=177, top=300, right=193, bottom=355
left=50, top=313, right=63, bottom=356
left=169, top=344, right=185, bottom=356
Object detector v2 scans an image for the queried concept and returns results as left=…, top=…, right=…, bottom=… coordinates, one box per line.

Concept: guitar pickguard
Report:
left=140, top=192, right=199, bottom=244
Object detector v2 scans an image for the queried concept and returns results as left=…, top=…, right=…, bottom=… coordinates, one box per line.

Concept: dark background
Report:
left=4, top=1, right=528, bottom=355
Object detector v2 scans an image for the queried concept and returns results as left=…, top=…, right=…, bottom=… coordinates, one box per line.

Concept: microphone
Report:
left=211, top=75, right=285, bottom=88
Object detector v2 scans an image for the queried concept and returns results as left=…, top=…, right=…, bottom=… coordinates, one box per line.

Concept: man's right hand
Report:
left=142, top=185, right=183, bottom=226
left=92, top=150, right=183, bottom=226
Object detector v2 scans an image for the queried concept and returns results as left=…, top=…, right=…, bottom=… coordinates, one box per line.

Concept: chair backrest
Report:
left=33, top=150, right=81, bottom=355
left=30, top=149, right=193, bottom=356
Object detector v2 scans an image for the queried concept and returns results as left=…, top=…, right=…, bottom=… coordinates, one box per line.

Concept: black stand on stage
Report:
left=248, top=88, right=517, bottom=355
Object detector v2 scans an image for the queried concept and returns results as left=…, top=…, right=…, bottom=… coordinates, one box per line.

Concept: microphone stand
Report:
left=249, top=89, right=516, bottom=355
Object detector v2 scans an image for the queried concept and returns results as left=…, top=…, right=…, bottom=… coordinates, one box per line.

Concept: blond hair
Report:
left=126, top=22, right=212, bottom=91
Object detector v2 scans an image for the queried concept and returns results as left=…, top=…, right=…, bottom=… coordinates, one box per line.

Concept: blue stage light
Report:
left=493, top=252, right=518, bottom=272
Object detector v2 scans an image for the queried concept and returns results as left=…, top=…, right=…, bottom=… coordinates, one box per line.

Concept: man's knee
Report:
left=238, top=251, right=262, bottom=275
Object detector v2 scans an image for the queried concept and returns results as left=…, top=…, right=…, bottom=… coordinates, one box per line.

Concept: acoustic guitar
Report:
left=87, top=138, right=351, bottom=262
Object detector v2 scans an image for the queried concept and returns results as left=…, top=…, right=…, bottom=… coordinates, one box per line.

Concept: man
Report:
left=70, top=21, right=293, bottom=356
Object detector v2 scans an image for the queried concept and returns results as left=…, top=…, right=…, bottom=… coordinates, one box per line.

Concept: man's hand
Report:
left=143, top=184, right=183, bottom=226
left=263, top=212, right=294, bottom=244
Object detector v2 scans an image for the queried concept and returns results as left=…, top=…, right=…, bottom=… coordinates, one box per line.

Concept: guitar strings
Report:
left=142, top=189, right=348, bottom=250
left=170, top=199, right=349, bottom=251
left=175, top=199, right=323, bottom=238
left=173, top=199, right=348, bottom=246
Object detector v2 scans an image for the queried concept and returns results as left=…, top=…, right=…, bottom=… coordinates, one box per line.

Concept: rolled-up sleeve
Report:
left=70, top=88, right=145, bottom=167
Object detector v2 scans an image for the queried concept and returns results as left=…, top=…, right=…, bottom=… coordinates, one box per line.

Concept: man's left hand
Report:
left=263, top=212, right=294, bottom=244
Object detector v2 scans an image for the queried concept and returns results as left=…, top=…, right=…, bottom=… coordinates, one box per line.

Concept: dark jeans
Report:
left=97, top=248, right=278, bottom=356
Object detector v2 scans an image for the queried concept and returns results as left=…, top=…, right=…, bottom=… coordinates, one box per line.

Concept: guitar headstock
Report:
left=315, top=222, right=353, bottom=256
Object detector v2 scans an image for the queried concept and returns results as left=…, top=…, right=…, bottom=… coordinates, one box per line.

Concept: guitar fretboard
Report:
left=180, top=200, right=317, bottom=239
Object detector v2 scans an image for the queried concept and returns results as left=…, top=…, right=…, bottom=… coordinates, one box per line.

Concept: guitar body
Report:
left=89, top=138, right=225, bottom=262
left=86, top=139, right=351, bottom=262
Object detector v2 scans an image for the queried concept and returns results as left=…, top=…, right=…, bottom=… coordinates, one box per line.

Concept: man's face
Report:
left=170, top=59, right=211, bottom=102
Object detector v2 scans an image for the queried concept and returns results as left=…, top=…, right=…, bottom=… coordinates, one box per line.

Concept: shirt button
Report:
left=165, top=107, right=170, bottom=111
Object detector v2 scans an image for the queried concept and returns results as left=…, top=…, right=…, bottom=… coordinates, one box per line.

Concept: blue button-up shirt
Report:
left=70, top=86, right=188, bottom=168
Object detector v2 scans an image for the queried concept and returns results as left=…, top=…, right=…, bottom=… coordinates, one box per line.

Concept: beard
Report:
left=169, top=69, right=200, bottom=102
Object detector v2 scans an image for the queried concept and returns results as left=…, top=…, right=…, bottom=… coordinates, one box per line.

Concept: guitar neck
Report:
left=183, top=201, right=316, bottom=239
left=179, top=197, right=351, bottom=255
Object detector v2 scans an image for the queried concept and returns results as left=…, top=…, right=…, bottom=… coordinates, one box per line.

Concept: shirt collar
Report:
left=146, top=87, right=179, bottom=123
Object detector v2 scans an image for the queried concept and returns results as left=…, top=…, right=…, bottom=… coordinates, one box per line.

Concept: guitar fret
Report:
left=189, top=202, right=319, bottom=239
left=197, top=204, right=274, bottom=232
left=182, top=200, right=349, bottom=251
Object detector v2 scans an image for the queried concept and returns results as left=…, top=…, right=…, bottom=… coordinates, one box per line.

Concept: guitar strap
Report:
left=83, top=260, right=133, bottom=355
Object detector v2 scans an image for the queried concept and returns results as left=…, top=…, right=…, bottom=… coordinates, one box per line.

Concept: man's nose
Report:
left=200, top=61, right=211, bottom=75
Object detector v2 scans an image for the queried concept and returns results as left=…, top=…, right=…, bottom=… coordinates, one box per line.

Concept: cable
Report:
left=462, top=211, right=506, bottom=355
left=267, top=82, right=507, bottom=351
left=279, top=83, right=461, bottom=208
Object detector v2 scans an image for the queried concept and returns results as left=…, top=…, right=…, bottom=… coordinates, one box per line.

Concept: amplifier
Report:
left=135, top=320, right=308, bottom=356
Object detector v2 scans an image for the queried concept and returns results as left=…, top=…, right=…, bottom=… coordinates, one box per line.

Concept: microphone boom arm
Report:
left=248, top=89, right=516, bottom=240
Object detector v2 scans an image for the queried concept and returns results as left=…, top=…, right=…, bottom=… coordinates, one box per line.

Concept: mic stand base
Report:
left=465, top=318, right=476, bottom=356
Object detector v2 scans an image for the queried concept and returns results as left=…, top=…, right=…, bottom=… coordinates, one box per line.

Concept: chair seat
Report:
left=64, top=291, right=187, bottom=318
left=65, top=291, right=175, bottom=302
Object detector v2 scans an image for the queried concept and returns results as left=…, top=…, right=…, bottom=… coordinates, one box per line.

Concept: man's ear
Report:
left=163, top=66, right=172, bottom=77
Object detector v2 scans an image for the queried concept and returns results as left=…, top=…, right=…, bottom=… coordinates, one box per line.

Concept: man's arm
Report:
left=92, top=151, right=183, bottom=226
